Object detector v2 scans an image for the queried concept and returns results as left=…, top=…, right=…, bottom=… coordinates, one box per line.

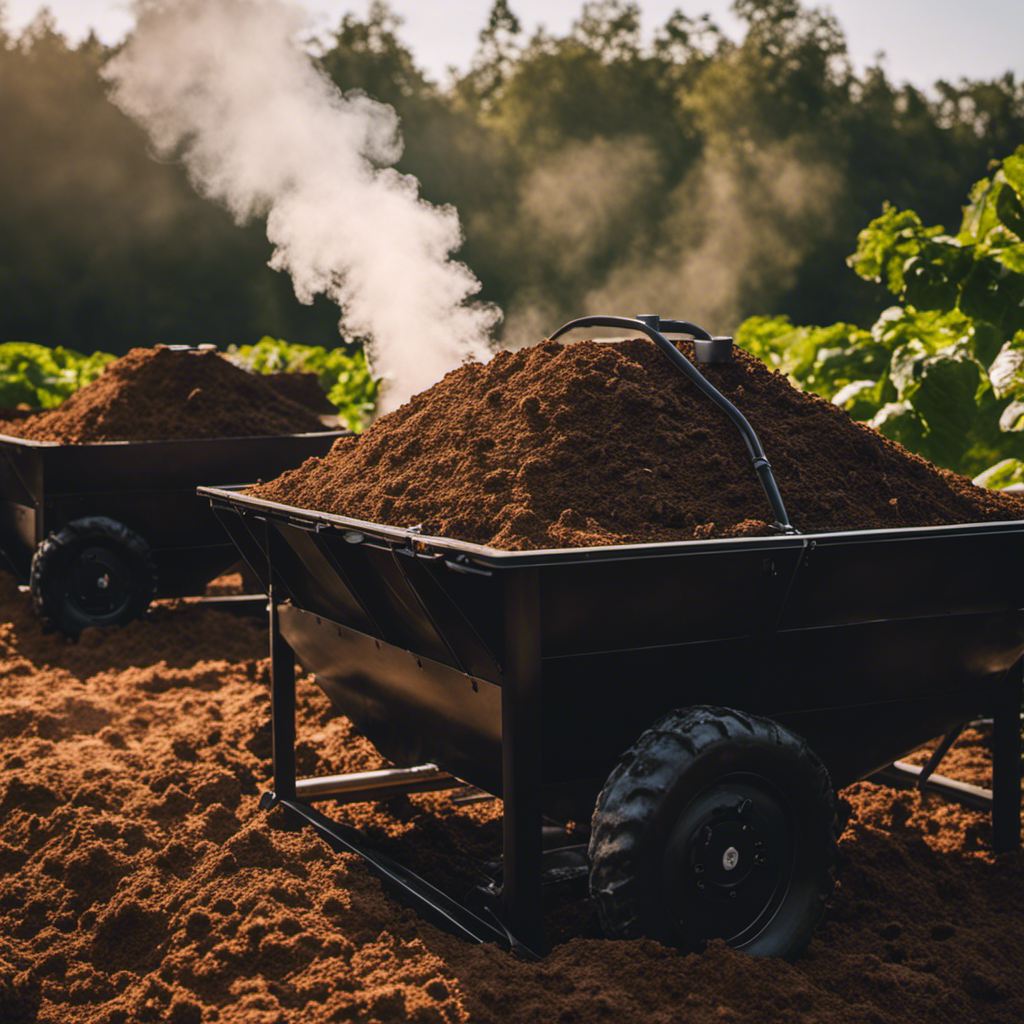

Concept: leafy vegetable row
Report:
left=0, top=338, right=379, bottom=433
left=224, top=337, right=378, bottom=432
left=736, top=146, right=1024, bottom=486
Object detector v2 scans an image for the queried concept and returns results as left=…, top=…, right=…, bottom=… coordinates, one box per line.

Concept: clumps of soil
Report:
left=265, top=372, right=337, bottom=415
left=0, top=573, right=1022, bottom=1023
left=251, top=338, right=1024, bottom=548
left=0, top=348, right=326, bottom=443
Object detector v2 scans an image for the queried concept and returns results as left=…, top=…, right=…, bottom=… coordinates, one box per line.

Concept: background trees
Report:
left=2, top=0, right=1024, bottom=356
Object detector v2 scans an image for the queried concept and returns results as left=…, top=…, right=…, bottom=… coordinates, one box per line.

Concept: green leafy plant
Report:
left=0, top=342, right=115, bottom=409
left=226, top=337, right=379, bottom=432
left=736, top=147, right=1024, bottom=483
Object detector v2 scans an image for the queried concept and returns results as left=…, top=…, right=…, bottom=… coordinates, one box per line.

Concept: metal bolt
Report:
left=729, top=890, right=738, bottom=899
left=722, top=846, right=739, bottom=872
left=97, top=574, right=110, bottom=590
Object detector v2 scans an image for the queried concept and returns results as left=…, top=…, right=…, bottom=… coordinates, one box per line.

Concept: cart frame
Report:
left=205, top=486, right=1024, bottom=953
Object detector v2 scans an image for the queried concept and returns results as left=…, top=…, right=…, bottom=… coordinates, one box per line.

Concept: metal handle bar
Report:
left=548, top=314, right=796, bottom=534
left=644, top=318, right=714, bottom=340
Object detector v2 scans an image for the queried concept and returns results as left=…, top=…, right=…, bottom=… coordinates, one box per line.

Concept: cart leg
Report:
left=992, top=658, right=1022, bottom=854
left=501, top=568, right=544, bottom=949
left=267, top=529, right=296, bottom=802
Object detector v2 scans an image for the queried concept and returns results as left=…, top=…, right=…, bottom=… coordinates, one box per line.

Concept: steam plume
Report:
left=104, top=0, right=498, bottom=412
left=582, top=142, right=840, bottom=329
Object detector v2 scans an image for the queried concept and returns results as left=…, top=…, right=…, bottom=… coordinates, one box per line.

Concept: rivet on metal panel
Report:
left=803, top=539, right=817, bottom=566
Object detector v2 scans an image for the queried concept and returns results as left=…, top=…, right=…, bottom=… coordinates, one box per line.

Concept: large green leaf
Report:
left=995, top=243, right=1024, bottom=275
left=988, top=332, right=1024, bottom=399
left=831, top=378, right=888, bottom=420
left=902, top=239, right=973, bottom=312
left=888, top=339, right=928, bottom=398
left=1001, top=152, right=1024, bottom=197
left=869, top=401, right=927, bottom=452
left=973, top=458, right=1024, bottom=490
left=998, top=400, right=1024, bottom=432
left=908, top=345, right=986, bottom=468
left=961, top=176, right=1004, bottom=243
left=995, top=181, right=1024, bottom=238
left=848, top=204, right=942, bottom=295
left=958, top=257, right=1024, bottom=334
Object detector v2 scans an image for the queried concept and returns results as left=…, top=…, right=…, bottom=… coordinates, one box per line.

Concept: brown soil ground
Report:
left=0, top=573, right=1021, bottom=1024
left=252, top=338, right=1024, bottom=548
left=0, top=349, right=325, bottom=443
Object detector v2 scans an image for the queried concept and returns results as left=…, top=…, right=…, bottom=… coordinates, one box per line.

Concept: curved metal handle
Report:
left=548, top=314, right=796, bottom=534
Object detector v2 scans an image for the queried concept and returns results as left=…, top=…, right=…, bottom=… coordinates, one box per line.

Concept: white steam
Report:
left=104, top=0, right=498, bottom=412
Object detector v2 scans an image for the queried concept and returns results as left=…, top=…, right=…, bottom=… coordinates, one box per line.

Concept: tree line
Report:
left=2, top=0, right=1024, bottom=356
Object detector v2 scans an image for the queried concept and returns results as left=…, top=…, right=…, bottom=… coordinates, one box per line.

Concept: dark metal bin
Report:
left=201, top=484, right=1024, bottom=953
left=0, top=430, right=346, bottom=604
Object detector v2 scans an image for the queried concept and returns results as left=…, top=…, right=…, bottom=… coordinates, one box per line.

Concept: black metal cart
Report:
left=200, top=315, right=1024, bottom=959
left=0, top=429, right=346, bottom=634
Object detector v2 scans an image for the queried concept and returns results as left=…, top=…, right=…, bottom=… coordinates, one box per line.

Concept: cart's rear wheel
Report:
left=588, top=706, right=837, bottom=960
left=30, top=517, right=157, bottom=637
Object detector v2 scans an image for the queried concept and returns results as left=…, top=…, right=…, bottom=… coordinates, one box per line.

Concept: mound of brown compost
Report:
left=0, top=573, right=1022, bottom=1023
left=265, top=372, right=337, bottom=415
left=0, top=348, right=325, bottom=443
left=251, top=338, right=1024, bottom=548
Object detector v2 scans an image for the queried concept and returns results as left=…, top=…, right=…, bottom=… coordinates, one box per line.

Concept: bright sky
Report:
left=4, top=0, right=1024, bottom=90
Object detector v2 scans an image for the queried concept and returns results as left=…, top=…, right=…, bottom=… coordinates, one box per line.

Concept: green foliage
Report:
left=226, top=337, right=379, bottom=432
left=4, top=2, right=1024, bottom=366
left=0, top=342, right=114, bottom=409
left=738, top=147, right=1024, bottom=480
left=974, top=458, right=1024, bottom=490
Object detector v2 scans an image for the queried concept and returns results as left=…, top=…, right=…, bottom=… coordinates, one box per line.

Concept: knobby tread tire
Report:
left=588, top=705, right=838, bottom=960
left=30, top=517, right=157, bottom=637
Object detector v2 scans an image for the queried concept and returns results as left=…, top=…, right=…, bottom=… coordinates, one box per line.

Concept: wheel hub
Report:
left=68, top=546, right=133, bottom=619
left=691, top=813, right=763, bottom=895
left=662, top=777, right=794, bottom=946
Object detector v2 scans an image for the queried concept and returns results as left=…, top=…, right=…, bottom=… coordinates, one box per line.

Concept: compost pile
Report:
left=264, top=372, right=337, bottom=416
left=252, top=338, right=1024, bottom=548
left=0, top=348, right=326, bottom=443
left=0, top=576, right=1022, bottom=1024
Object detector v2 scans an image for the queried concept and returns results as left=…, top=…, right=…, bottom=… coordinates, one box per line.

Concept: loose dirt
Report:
left=0, top=571, right=1021, bottom=1023
left=2, top=338, right=1023, bottom=1021
left=0, top=348, right=325, bottom=443
left=251, top=338, right=1024, bottom=548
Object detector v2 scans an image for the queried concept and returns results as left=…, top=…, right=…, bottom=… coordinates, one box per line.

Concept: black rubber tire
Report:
left=30, top=517, right=157, bottom=637
left=588, top=706, right=838, bottom=960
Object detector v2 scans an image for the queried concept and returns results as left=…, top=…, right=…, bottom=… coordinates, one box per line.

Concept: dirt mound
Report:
left=0, top=569, right=1021, bottom=1023
left=0, top=348, right=326, bottom=443
left=264, top=372, right=337, bottom=415
left=251, top=338, right=1024, bottom=548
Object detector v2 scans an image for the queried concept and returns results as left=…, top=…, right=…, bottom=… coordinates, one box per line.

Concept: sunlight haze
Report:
left=5, top=0, right=1023, bottom=91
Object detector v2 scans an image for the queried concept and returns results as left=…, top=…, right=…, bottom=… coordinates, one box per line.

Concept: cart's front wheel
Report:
left=588, top=706, right=837, bottom=960
left=30, top=517, right=157, bottom=637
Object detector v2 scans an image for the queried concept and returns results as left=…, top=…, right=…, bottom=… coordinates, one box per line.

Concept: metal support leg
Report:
left=267, top=528, right=296, bottom=802
left=501, top=568, right=544, bottom=949
left=992, top=659, right=1022, bottom=854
